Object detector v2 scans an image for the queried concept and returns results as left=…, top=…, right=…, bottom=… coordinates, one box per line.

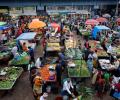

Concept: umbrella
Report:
left=0, top=22, right=7, bottom=26
left=102, top=14, right=111, bottom=18
left=50, top=22, right=60, bottom=31
left=96, top=17, right=108, bottom=23
left=116, top=18, right=120, bottom=23
left=29, top=19, right=46, bottom=29
left=50, top=22, right=60, bottom=28
left=85, top=19, right=99, bottom=26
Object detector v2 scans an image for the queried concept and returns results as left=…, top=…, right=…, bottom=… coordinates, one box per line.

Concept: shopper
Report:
left=22, top=42, right=28, bottom=52
left=28, top=46, right=35, bottom=63
left=39, top=92, right=48, bottom=100
left=62, top=78, right=75, bottom=98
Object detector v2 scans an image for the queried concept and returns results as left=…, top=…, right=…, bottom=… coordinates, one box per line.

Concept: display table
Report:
left=88, top=40, right=109, bottom=58
left=46, top=42, right=61, bottom=52
left=67, top=60, right=90, bottom=78
left=0, top=67, right=23, bottom=90
left=39, top=64, right=56, bottom=82
left=9, top=52, right=30, bottom=71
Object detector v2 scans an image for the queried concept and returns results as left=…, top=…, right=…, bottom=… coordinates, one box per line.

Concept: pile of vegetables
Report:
left=65, top=48, right=83, bottom=59
left=68, top=60, right=90, bottom=77
left=77, top=86, right=93, bottom=100
left=0, top=52, right=10, bottom=59
left=9, top=52, right=30, bottom=65
left=4, top=41, right=16, bottom=48
left=114, top=46, right=120, bottom=56
left=97, top=50, right=108, bottom=57
left=0, top=67, right=23, bottom=89
left=40, top=64, right=56, bottom=81
left=47, top=43, right=61, bottom=51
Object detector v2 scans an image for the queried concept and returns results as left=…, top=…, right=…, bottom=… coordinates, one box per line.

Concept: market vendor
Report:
left=62, top=78, right=75, bottom=98
left=93, top=50, right=98, bottom=68
left=22, top=42, right=29, bottom=52
left=35, top=57, right=43, bottom=68
left=33, top=74, right=43, bottom=99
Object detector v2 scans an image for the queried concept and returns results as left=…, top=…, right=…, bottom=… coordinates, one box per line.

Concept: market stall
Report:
left=65, top=32, right=77, bottom=49
left=88, top=40, right=109, bottom=58
left=39, top=64, right=56, bottom=82
left=9, top=52, right=30, bottom=71
left=0, top=45, right=13, bottom=65
left=46, top=42, right=61, bottom=52
left=47, top=36, right=60, bottom=43
left=0, top=67, right=23, bottom=90
left=16, top=32, right=37, bottom=50
left=67, top=60, right=90, bottom=78
left=92, top=25, right=110, bottom=39
left=65, top=48, right=82, bottom=59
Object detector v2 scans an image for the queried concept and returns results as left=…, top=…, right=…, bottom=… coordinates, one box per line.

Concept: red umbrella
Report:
left=96, top=17, right=108, bottom=23
left=50, top=22, right=60, bottom=31
left=85, top=19, right=99, bottom=26
left=116, top=18, right=120, bottom=23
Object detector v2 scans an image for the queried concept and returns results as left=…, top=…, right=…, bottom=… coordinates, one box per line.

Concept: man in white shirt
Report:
left=62, top=78, right=75, bottom=97
left=35, top=57, right=42, bottom=68
left=40, top=92, right=48, bottom=100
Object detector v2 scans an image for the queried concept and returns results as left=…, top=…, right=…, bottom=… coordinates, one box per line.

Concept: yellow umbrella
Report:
left=29, top=19, right=46, bottom=29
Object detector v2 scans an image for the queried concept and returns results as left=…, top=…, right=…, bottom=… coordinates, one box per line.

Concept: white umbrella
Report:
left=103, top=14, right=111, bottom=18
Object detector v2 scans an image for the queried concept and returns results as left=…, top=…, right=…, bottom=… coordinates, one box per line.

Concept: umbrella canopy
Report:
left=116, top=18, right=120, bottom=23
left=85, top=19, right=99, bottom=26
left=102, top=14, right=111, bottom=18
left=50, top=22, right=60, bottom=32
left=0, top=22, right=6, bottom=26
left=96, top=17, right=108, bottom=23
left=50, top=22, right=60, bottom=29
left=29, top=19, right=46, bottom=29
left=16, top=32, right=37, bottom=40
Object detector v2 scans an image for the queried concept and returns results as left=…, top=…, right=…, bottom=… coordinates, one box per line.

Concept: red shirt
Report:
left=115, top=83, right=120, bottom=92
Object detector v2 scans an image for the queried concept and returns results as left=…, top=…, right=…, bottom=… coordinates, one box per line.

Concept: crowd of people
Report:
left=0, top=14, right=120, bottom=100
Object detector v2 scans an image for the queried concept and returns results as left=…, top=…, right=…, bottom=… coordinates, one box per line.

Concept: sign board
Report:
left=37, top=6, right=44, bottom=10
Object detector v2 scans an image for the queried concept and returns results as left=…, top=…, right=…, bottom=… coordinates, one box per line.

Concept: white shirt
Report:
left=35, top=58, right=41, bottom=68
left=40, top=96, right=46, bottom=100
left=11, top=46, right=18, bottom=56
left=107, top=45, right=113, bottom=54
left=112, top=76, right=120, bottom=84
left=63, top=80, right=73, bottom=95
left=93, top=53, right=98, bottom=59
left=114, top=60, right=120, bottom=69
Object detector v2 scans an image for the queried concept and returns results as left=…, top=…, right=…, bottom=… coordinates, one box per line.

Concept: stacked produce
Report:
left=114, top=46, right=120, bottom=56
left=47, top=43, right=61, bottom=51
left=48, top=37, right=60, bottom=43
left=65, top=39, right=77, bottom=49
left=40, top=64, right=56, bottom=81
left=68, top=60, right=90, bottom=77
left=89, top=40, right=108, bottom=57
left=4, top=41, right=16, bottom=48
left=0, top=52, right=10, bottom=60
left=9, top=52, right=30, bottom=65
left=97, top=50, right=108, bottom=57
left=65, top=48, right=83, bottom=59
left=0, top=67, right=23, bottom=90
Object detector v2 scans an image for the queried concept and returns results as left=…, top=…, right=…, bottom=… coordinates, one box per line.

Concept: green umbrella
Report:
left=0, top=22, right=7, bottom=26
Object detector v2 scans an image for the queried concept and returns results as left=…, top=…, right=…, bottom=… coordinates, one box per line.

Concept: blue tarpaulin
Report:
left=92, top=25, right=110, bottom=39
left=16, top=32, right=37, bottom=40
left=0, top=25, right=10, bottom=30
